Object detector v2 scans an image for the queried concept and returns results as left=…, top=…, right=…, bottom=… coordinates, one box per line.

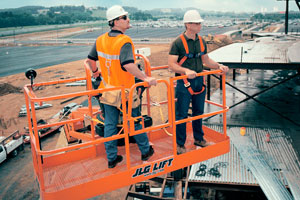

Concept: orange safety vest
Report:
left=96, top=32, right=136, bottom=89
left=178, top=34, right=206, bottom=95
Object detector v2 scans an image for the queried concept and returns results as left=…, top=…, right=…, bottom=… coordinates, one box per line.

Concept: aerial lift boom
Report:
left=23, top=55, right=229, bottom=199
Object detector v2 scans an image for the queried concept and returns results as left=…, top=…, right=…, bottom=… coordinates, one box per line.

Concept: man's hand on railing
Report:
left=92, top=70, right=101, bottom=78
left=218, top=64, right=229, bottom=75
left=185, top=69, right=197, bottom=79
left=144, top=76, right=157, bottom=86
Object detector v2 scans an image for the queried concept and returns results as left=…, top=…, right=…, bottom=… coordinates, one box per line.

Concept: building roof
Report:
left=208, top=35, right=300, bottom=69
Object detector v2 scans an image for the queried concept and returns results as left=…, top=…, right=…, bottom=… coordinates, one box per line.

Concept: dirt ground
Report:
left=0, top=43, right=171, bottom=137
left=2, top=27, right=85, bottom=40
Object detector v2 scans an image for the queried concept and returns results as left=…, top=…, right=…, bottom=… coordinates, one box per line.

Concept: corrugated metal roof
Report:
left=228, top=127, right=293, bottom=200
left=189, top=125, right=300, bottom=189
left=189, top=142, right=257, bottom=185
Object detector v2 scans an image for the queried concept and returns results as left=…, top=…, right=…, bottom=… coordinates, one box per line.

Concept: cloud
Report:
left=180, top=0, right=269, bottom=12
left=0, top=0, right=298, bottom=12
left=183, top=0, right=297, bottom=12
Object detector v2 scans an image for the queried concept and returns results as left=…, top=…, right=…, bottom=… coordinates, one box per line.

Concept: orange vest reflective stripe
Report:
left=96, top=32, right=135, bottom=89
left=178, top=34, right=206, bottom=95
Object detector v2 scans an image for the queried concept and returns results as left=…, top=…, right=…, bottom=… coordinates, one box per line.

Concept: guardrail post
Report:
left=207, top=74, right=211, bottom=100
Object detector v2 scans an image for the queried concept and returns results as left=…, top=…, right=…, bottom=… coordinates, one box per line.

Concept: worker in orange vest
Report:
left=86, top=5, right=156, bottom=168
left=168, top=10, right=229, bottom=154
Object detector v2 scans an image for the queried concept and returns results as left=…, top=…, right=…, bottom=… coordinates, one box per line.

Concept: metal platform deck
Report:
left=189, top=125, right=300, bottom=190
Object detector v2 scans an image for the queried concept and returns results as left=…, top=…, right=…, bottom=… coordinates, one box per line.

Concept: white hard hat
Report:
left=106, top=5, right=128, bottom=22
left=183, top=10, right=204, bottom=23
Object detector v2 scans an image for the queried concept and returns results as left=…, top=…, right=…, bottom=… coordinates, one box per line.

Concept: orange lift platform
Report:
left=23, top=55, right=230, bottom=199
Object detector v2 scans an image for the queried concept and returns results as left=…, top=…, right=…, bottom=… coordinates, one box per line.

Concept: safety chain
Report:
left=195, top=164, right=207, bottom=176
left=195, top=162, right=228, bottom=178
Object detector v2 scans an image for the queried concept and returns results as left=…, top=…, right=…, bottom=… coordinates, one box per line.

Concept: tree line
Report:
left=0, top=11, right=100, bottom=28
left=251, top=11, right=300, bottom=22
left=0, top=6, right=103, bottom=28
left=0, top=5, right=157, bottom=28
left=2, top=5, right=297, bottom=28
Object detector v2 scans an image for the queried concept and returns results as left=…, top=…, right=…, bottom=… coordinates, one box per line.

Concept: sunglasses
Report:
left=118, top=15, right=128, bottom=20
left=189, top=22, right=202, bottom=25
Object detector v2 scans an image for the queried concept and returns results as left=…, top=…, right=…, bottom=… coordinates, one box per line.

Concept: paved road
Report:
left=0, top=26, right=237, bottom=77
left=0, top=46, right=91, bottom=77
left=72, top=26, right=236, bottom=39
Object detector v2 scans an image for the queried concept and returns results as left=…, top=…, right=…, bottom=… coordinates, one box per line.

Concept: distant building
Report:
left=37, top=9, right=49, bottom=15
left=87, top=7, right=98, bottom=11
left=160, top=8, right=172, bottom=13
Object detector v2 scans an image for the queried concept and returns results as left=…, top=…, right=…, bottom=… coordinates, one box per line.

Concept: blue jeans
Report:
left=175, top=76, right=206, bottom=146
left=103, top=104, right=150, bottom=162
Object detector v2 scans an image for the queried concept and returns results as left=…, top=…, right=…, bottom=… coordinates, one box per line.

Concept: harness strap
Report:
left=178, top=34, right=189, bottom=66
left=178, top=34, right=206, bottom=95
left=182, top=78, right=205, bottom=95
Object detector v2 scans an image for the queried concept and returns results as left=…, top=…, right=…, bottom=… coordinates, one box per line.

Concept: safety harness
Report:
left=178, top=34, right=206, bottom=95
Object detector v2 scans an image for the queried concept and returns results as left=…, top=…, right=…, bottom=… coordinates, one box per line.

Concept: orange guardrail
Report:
left=23, top=55, right=229, bottom=199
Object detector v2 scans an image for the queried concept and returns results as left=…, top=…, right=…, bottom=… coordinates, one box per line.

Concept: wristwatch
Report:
left=92, top=68, right=98, bottom=73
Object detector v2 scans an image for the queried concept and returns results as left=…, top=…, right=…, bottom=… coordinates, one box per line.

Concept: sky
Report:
left=0, top=0, right=299, bottom=13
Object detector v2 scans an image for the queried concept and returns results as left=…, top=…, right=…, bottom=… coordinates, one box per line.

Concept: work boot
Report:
left=194, top=139, right=210, bottom=147
left=141, top=146, right=154, bottom=161
left=108, top=155, right=123, bottom=168
left=177, top=144, right=186, bottom=154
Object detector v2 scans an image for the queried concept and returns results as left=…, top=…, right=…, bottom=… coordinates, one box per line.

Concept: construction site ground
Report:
left=0, top=29, right=233, bottom=199
left=0, top=43, right=169, bottom=200
left=1, top=25, right=299, bottom=199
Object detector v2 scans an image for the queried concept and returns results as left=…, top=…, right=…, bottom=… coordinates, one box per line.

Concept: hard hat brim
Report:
left=107, top=11, right=128, bottom=22
left=184, top=18, right=204, bottom=23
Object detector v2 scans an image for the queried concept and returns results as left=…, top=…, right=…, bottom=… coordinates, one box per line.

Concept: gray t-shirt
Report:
left=87, top=30, right=134, bottom=70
